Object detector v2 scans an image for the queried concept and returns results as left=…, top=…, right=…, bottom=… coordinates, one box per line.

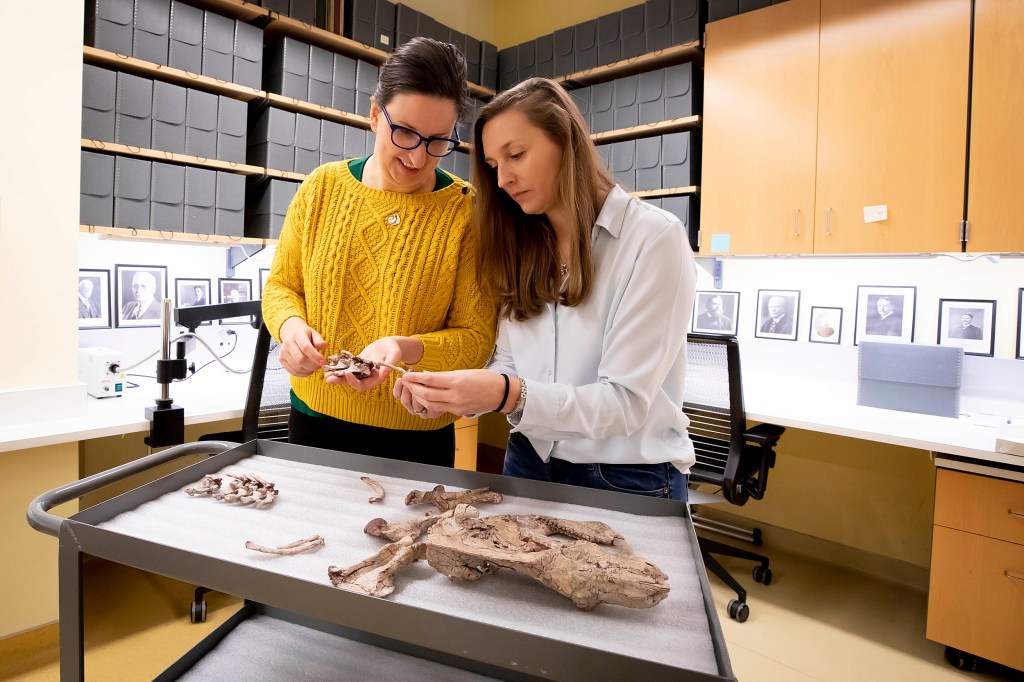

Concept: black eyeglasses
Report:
left=379, top=104, right=460, bottom=158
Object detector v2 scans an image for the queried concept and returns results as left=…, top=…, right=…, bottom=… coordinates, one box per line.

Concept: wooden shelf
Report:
left=81, top=139, right=266, bottom=175
left=264, top=92, right=370, bottom=128
left=178, top=0, right=269, bottom=22
left=81, top=225, right=274, bottom=246
left=556, top=41, right=703, bottom=89
left=631, top=186, right=699, bottom=199
left=591, top=115, right=701, bottom=145
left=263, top=167, right=307, bottom=182
left=83, top=46, right=265, bottom=102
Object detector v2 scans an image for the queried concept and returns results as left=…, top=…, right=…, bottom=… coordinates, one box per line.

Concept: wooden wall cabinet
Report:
left=701, top=0, right=972, bottom=255
left=927, top=468, right=1024, bottom=671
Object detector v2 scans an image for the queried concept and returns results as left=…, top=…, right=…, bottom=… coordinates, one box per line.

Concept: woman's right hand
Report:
left=278, top=317, right=327, bottom=377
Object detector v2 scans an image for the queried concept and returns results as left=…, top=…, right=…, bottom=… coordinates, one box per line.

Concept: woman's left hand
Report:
left=396, top=369, right=508, bottom=417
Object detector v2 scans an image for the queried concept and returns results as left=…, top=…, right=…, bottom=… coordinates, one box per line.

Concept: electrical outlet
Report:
left=215, top=329, right=235, bottom=349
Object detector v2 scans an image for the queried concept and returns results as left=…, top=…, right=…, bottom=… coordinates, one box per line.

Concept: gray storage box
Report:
left=355, top=60, right=378, bottom=117
left=590, top=81, right=614, bottom=133
left=645, top=0, right=673, bottom=52
left=673, top=0, right=702, bottom=43
left=233, top=20, right=264, bottom=89
left=395, top=4, right=420, bottom=47
left=168, top=0, right=203, bottom=74
left=516, top=40, right=536, bottom=83
left=247, top=178, right=300, bottom=239
left=480, top=41, right=497, bottom=91
left=858, top=342, right=963, bottom=418
left=418, top=14, right=440, bottom=42
left=319, top=120, right=346, bottom=164
left=265, top=37, right=310, bottom=99
left=289, top=0, right=317, bottom=24
left=614, top=74, right=640, bottom=130
left=535, top=33, right=554, bottom=79
left=184, top=166, right=216, bottom=233
left=638, top=69, right=665, bottom=125
left=664, top=62, right=694, bottom=120
left=294, top=114, right=321, bottom=175
left=215, top=171, right=245, bottom=236
left=202, top=11, right=234, bottom=82
left=465, top=36, right=481, bottom=85
left=344, top=126, right=368, bottom=158
left=569, top=85, right=591, bottom=130
left=82, top=64, right=117, bottom=142
left=597, top=11, right=621, bottom=66
left=345, top=0, right=375, bottom=46
left=249, top=107, right=296, bottom=172
left=85, top=0, right=134, bottom=55
left=498, top=46, right=517, bottom=91
left=217, top=96, right=247, bottom=163
left=375, top=0, right=396, bottom=51
left=307, top=46, right=334, bottom=107
left=133, top=0, right=170, bottom=65
left=185, top=88, right=218, bottom=158
left=114, top=156, right=152, bottom=229
left=575, top=19, right=598, bottom=72
left=115, top=72, right=153, bottom=148
left=81, top=151, right=115, bottom=226
left=332, top=53, right=357, bottom=113
left=150, top=161, right=185, bottom=231
left=662, top=131, right=694, bottom=188
left=661, top=195, right=698, bottom=251
left=621, top=4, right=646, bottom=59
left=635, top=136, right=662, bottom=190
left=553, top=27, right=574, bottom=77
left=610, top=139, right=636, bottom=189
left=260, top=0, right=289, bottom=13
left=152, top=80, right=187, bottom=153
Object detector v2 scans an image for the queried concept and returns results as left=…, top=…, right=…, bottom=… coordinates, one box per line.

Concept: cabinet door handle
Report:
left=1009, top=509, right=1024, bottom=520
left=1005, top=571, right=1024, bottom=583
left=826, top=208, right=832, bottom=236
left=794, top=209, right=800, bottom=237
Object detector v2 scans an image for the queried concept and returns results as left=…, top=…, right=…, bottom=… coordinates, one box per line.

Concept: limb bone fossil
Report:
left=328, top=504, right=669, bottom=610
left=324, top=351, right=406, bottom=379
left=245, top=535, right=325, bottom=555
left=405, top=485, right=503, bottom=511
left=185, top=473, right=277, bottom=508
left=361, top=476, right=385, bottom=503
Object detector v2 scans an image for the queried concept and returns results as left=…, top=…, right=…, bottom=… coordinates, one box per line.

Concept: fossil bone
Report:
left=245, top=535, right=325, bottom=555
left=328, top=504, right=668, bottom=610
left=405, top=485, right=503, bottom=511
left=324, top=351, right=406, bottom=379
left=361, top=476, right=385, bottom=504
left=185, top=473, right=277, bottom=508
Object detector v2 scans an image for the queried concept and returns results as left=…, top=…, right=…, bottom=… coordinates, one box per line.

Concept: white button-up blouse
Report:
left=487, top=186, right=698, bottom=472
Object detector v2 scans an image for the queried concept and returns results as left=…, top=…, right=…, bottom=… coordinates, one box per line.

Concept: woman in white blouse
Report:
left=396, top=77, right=697, bottom=501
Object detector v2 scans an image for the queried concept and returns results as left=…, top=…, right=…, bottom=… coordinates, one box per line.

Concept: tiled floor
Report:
left=2, top=539, right=1021, bottom=680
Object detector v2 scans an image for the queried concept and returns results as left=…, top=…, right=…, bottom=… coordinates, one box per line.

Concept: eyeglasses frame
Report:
left=378, top=103, right=461, bottom=158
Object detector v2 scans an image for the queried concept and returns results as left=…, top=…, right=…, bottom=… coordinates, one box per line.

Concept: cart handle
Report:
left=27, top=441, right=238, bottom=537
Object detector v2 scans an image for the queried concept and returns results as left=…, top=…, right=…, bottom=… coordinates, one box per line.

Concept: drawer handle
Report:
left=1010, top=509, right=1024, bottom=520
left=1005, top=571, right=1024, bottom=583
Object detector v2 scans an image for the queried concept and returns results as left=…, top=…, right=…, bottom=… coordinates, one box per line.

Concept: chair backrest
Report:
left=683, top=333, right=754, bottom=505
left=240, top=322, right=291, bottom=442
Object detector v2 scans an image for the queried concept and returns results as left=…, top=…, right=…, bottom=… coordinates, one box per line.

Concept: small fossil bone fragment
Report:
left=245, top=535, right=325, bottom=555
left=361, top=476, right=385, bottom=504
left=364, top=510, right=453, bottom=542
left=328, top=504, right=667, bottom=610
left=405, top=484, right=503, bottom=511
left=185, top=473, right=277, bottom=508
left=324, top=351, right=406, bottom=379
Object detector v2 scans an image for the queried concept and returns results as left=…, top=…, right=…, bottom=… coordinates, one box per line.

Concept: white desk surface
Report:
left=0, top=370, right=250, bottom=454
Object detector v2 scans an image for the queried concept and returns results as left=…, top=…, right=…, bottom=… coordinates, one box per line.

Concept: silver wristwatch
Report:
left=507, top=377, right=527, bottom=425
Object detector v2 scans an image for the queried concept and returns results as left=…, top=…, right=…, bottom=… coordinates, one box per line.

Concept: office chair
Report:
left=684, top=333, right=785, bottom=623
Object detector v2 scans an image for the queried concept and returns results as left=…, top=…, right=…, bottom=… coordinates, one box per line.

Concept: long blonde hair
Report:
left=471, top=78, right=615, bottom=321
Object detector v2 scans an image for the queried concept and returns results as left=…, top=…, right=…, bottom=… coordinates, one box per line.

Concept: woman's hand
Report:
left=393, top=376, right=445, bottom=419
left=397, top=370, right=513, bottom=417
left=326, top=336, right=422, bottom=392
left=278, top=317, right=327, bottom=377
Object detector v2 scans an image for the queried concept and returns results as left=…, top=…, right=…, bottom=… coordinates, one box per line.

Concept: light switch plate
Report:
left=864, top=204, right=888, bottom=223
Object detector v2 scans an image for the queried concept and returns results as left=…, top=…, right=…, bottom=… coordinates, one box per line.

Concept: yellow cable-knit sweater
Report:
left=261, top=160, right=497, bottom=431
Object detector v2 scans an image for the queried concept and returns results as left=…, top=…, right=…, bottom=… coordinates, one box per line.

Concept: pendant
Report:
left=387, top=213, right=401, bottom=226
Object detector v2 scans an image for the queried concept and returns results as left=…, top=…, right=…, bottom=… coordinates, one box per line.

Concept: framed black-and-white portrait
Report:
left=808, top=306, right=843, bottom=345
left=175, top=278, right=212, bottom=324
left=754, top=289, right=800, bottom=341
left=1017, top=289, right=1024, bottom=360
left=691, top=290, right=739, bottom=335
left=219, top=277, right=252, bottom=324
left=115, top=264, right=168, bottom=328
left=938, top=298, right=995, bottom=357
left=78, top=268, right=110, bottom=330
left=259, top=268, right=270, bottom=298
left=854, top=285, right=916, bottom=345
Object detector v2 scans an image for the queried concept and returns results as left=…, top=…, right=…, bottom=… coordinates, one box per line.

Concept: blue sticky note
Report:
left=710, top=233, right=731, bottom=253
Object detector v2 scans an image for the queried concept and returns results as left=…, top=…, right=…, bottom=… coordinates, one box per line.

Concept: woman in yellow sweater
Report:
left=261, top=38, right=497, bottom=466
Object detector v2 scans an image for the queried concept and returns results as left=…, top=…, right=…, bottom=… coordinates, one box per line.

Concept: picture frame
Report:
left=218, top=277, right=253, bottom=324
left=1018, top=289, right=1024, bottom=360
left=691, top=290, right=740, bottom=335
left=175, top=277, right=212, bottom=325
left=259, top=268, right=270, bottom=298
left=115, top=264, right=168, bottom=328
left=808, top=306, right=843, bottom=345
left=754, top=289, right=800, bottom=341
left=938, top=298, right=996, bottom=357
left=77, top=268, right=111, bottom=330
left=854, top=285, right=916, bottom=345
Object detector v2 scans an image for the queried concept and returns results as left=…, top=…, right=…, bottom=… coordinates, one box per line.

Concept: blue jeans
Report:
left=503, top=432, right=688, bottom=502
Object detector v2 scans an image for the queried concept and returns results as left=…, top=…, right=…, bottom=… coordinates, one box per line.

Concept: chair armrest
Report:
left=743, top=423, right=785, bottom=448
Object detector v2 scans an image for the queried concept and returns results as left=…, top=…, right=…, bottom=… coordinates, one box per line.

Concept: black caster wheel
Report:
left=753, top=565, right=773, bottom=585
left=944, top=647, right=978, bottom=671
left=727, top=599, right=749, bottom=623
left=190, top=599, right=207, bottom=624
